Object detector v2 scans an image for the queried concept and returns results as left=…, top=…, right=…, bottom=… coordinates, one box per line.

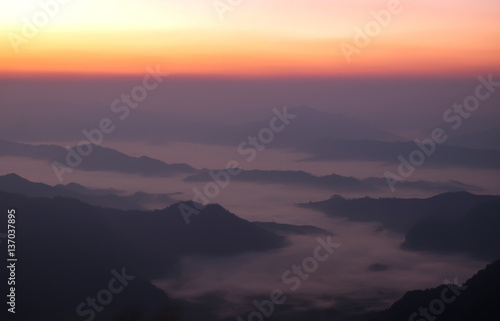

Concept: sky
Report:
left=1, top=0, right=499, bottom=76
left=1, top=2, right=500, bottom=317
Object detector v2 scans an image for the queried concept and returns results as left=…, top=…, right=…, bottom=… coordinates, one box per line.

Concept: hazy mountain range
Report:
left=297, top=138, right=500, bottom=169
left=0, top=139, right=196, bottom=177
left=300, top=192, right=500, bottom=259
left=364, top=258, right=500, bottom=321
left=299, top=192, right=500, bottom=232
left=2, top=175, right=500, bottom=320
left=185, top=169, right=481, bottom=194
left=3, top=106, right=499, bottom=171
left=403, top=200, right=500, bottom=260
left=218, top=258, right=500, bottom=321
left=0, top=173, right=177, bottom=210
left=0, top=190, right=288, bottom=321
left=1, top=140, right=483, bottom=194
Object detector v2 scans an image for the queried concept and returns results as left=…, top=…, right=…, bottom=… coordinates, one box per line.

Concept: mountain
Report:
left=93, top=106, right=404, bottom=146
left=56, top=181, right=122, bottom=195
left=298, top=138, right=500, bottom=169
left=446, top=127, right=500, bottom=150
left=239, top=106, right=400, bottom=147
left=365, top=258, right=500, bottom=321
left=0, top=173, right=176, bottom=210
left=0, top=191, right=284, bottom=321
left=229, top=258, right=500, bottom=321
left=299, top=192, right=500, bottom=233
left=402, top=200, right=500, bottom=260
left=98, top=106, right=402, bottom=146
left=252, top=221, right=330, bottom=236
left=185, top=169, right=481, bottom=194
left=185, top=169, right=369, bottom=191
left=0, top=139, right=197, bottom=177
left=0, top=191, right=285, bottom=276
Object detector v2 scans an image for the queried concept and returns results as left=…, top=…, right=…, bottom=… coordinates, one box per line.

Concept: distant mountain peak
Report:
left=0, top=172, right=34, bottom=184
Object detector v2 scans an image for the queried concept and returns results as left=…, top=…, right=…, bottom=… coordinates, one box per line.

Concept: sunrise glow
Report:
left=1, top=0, right=499, bottom=76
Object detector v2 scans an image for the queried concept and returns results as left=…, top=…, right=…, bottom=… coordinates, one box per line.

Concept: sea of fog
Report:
left=0, top=141, right=496, bottom=316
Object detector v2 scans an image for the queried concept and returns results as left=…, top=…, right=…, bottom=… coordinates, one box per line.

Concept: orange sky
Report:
left=1, top=0, right=499, bottom=76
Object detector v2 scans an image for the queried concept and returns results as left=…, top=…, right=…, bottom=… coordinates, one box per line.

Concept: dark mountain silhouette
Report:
left=298, top=138, right=500, bottom=169
left=0, top=191, right=284, bottom=321
left=224, top=258, right=500, bottom=321
left=0, top=106, right=399, bottom=148
left=104, top=106, right=494, bottom=170
left=185, top=169, right=481, bottom=194
left=240, top=106, right=400, bottom=147
left=55, top=181, right=122, bottom=195
left=0, top=173, right=176, bottom=210
left=252, top=221, right=330, bottom=236
left=84, top=106, right=402, bottom=146
left=402, top=200, right=500, bottom=260
left=185, top=169, right=369, bottom=191
left=299, top=192, right=500, bottom=233
left=446, top=127, right=500, bottom=150
left=0, top=139, right=196, bottom=177
left=364, top=258, right=500, bottom=321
